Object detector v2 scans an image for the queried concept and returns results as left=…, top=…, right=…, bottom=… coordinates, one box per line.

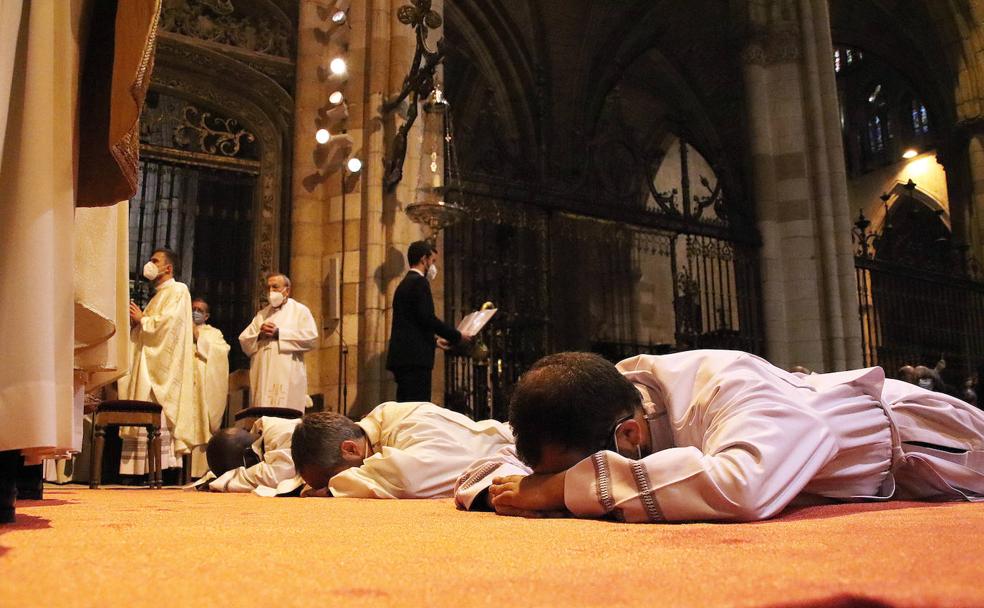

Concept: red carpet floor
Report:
left=2, top=487, right=982, bottom=607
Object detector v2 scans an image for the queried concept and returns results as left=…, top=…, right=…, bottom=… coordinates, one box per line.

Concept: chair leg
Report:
left=90, top=425, right=106, bottom=489
left=149, top=425, right=162, bottom=489
left=145, top=425, right=154, bottom=489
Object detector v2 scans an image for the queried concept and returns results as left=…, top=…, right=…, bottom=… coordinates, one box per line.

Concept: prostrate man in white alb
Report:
left=458, top=350, right=984, bottom=522
left=119, top=248, right=206, bottom=479
left=291, top=402, right=514, bottom=499
left=195, top=416, right=303, bottom=496
left=239, top=273, right=318, bottom=411
left=189, top=297, right=230, bottom=477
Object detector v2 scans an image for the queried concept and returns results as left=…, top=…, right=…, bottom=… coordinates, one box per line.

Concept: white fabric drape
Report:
left=0, top=0, right=84, bottom=458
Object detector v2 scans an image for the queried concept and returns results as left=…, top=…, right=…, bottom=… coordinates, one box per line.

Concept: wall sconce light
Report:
left=305, top=0, right=355, bottom=192
left=902, top=148, right=918, bottom=159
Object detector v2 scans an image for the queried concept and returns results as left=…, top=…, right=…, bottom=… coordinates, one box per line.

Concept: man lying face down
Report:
left=292, top=401, right=514, bottom=498
left=455, top=350, right=984, bottom=522
left=196, top=416, right=303, bottom=496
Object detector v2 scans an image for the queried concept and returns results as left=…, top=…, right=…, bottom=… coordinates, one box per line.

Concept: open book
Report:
left=457, top=308, right=497, bottom=336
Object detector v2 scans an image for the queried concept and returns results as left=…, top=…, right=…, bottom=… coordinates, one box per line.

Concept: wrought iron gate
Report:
left=444, top=138, right=763, bottom=420
left=852, top=190, right=984, bottom=386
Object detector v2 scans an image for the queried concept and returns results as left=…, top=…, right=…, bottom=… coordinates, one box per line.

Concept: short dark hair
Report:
left=508, top=352, right=641, bottom=467
left=153, top=247, right=181, bottom=276
left=407, top=240, right=436, bottom=266
left=192, top=297, right=210, bottom=314
left=206, top=428, right=257, bottom=477
left=290, top=411, right=364, bottom=473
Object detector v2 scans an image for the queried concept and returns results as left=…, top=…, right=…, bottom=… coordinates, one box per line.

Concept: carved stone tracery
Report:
left=160, top=0, right=292, bottom=58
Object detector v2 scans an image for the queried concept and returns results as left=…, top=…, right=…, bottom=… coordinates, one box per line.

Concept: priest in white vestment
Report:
left=189, top=298, right=230, bottom=477
left=119, top=249, right=205, bottom=475
left=291, top=402, right=514, bottom=499
left=457, top=350, right=984, bottom=522
left=239, top=274, right=318, bottom=411
left=193, top=416, right=302, bottom=496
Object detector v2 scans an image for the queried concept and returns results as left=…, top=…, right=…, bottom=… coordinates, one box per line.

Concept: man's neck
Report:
left=410, top=266, right=426, bottom=276
left=154, top=276, right=174, bottom=289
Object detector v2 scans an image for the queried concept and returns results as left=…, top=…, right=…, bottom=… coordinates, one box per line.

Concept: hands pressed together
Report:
left=259, top=321, right=279, bottom=340
left=486, top=473, right=569, bottom=519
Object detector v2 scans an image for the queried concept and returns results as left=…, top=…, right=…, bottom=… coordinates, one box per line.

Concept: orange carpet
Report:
left=2, top=487, right=982, bottom=607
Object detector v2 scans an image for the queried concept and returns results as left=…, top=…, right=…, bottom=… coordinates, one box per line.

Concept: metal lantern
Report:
left=405, top=85, right=464, bottom=239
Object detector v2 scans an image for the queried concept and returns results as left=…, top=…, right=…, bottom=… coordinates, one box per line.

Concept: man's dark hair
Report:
left=407, top=240, right=436, bottom=266
left=508, top=352, right=641, bottom=467
left=153, top=247, right=181, bottom=276
left=206, top=428, right=258, bottom=477
left=192, top=297, right=210, bottom=314
left=290, top=411, right=364, bottom=472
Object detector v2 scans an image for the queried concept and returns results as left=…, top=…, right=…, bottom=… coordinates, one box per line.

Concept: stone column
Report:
left=741, top=0, right=860, bottom=371
left=292, top=0, right=439, bottom=416
left=291, top=0, right=334, bottom=403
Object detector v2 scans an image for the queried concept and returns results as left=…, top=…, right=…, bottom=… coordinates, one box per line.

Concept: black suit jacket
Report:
left=386, top=271, right=461, bottom=371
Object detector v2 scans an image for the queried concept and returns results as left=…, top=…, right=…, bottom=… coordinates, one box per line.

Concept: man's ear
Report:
left=340, top=439, right=362, bottom=460
left=617, top=419, right=645, bottom=445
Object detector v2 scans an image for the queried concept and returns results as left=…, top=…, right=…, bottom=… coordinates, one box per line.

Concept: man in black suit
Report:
left=387, top=241, right=470, bottom=402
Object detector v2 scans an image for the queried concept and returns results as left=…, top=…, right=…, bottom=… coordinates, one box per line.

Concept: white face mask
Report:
left=917, top=378, right=934, bottom=390
left=142, top=261, right=160, bottom=281
left=268, top=290, right=286, bottom=308
left=426, top=263, right=438, bottom=281
left=192, top=311, right=206, bottom=325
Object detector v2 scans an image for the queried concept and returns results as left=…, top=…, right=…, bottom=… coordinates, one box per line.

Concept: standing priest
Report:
left=189, top=297, right=230, bottom=477
left=239, top=273, right=318, bottom=411
left=119, top=248, right=206, bottom=478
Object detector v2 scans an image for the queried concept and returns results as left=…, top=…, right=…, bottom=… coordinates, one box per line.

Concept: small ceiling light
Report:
left=332, top=10, right=347, bottom=24
left=902, top=148, right=918, bottom=159
left=315, top=129, right=331, bottom=144
left=329, top=91, right=344, bottom=105
left=330, top=58, right=347, bottom=75
left=347, top=157, right=363, bottom=173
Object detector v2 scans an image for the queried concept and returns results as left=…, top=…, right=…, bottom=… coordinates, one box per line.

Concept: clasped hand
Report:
left=487, top=472, right=568, bottom=518
left=259, top=321, right=278, bottom=339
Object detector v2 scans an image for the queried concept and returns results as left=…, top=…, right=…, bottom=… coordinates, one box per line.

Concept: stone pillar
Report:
left=967, top=134, right=984, bottom=263
left=292, top=0, right=438, bottom=416
left=741, top=0, right=861, bottom=371
left=291, top=0, right=333, bottom=403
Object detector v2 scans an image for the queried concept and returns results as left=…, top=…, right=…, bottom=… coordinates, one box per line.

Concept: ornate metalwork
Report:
left=151, top=68, right=286, bottom=303
left=853, top=182, right=984, bottom=386
left=160, top=0, right=291, bottom=58
left=851, top=208, right=879, bottom=258
left=141, top=92, right=259, bottom=160
left=405, top=201, right=465, bottom=240
left=174, top=105, right=256, bottom=157
left=383, top=0, right=446, bottom=192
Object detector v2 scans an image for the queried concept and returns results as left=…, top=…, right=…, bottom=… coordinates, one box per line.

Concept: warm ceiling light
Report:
left=330, top=58, right=347, bottom=75
left=347, top=157, right=363, bottom=173
left=332, top=10, right=347, bottom=24
left=315, top=129, right=331, bottom=144
left=329, top=91, right=344, bottom=104
left=902, top=148, right=918, bottom=159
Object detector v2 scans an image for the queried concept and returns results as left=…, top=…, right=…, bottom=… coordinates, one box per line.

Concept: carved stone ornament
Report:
left=160, top=0, right=291, bottom=58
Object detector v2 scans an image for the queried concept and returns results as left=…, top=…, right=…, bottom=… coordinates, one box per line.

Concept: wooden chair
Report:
left=234, top=407, right=303, bottom=430
left=89, top=400, right=163, bottom=489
